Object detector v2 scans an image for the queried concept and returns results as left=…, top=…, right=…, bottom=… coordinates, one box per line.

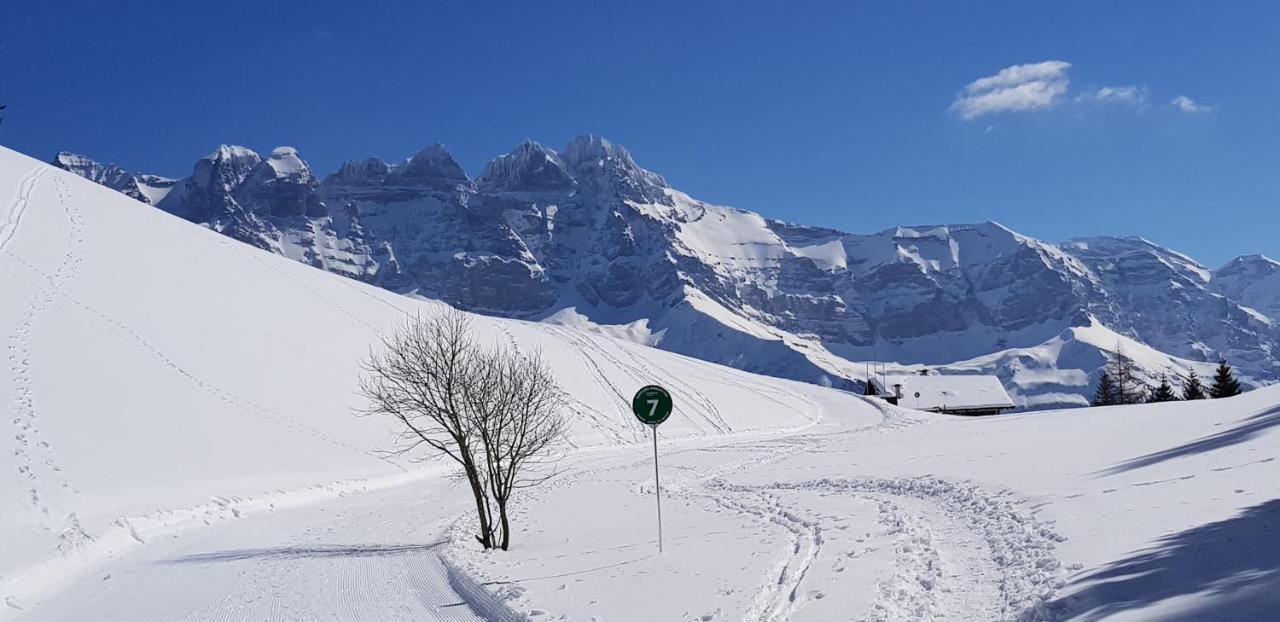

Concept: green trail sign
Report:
left=632, top=385, right=673, bottom=426
left=632, top=384, right=673, bottom=553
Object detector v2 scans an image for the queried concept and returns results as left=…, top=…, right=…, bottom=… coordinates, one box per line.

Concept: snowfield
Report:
left=3, top=146, right=1279, bottom=620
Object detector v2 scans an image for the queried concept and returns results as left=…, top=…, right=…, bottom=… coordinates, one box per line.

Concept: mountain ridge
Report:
left=51, top=137, right=1280, bottom=408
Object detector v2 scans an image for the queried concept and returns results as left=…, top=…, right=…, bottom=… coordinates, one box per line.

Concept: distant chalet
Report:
left=874, top=373, right=1015, bottom=416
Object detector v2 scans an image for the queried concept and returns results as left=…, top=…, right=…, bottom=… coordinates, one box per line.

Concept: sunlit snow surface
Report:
left=3, top=148, right=1279, bottom=620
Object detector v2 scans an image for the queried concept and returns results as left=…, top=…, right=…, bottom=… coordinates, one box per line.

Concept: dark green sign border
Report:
left=632, top=385, right=673, bottom=426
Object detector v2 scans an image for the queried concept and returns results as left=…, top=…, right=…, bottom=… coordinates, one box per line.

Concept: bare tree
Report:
left=466, top=345, right=566, bottom=550
left=358, top=309, right=566, bottom=550
left=358, top=310, right=495, bottom=547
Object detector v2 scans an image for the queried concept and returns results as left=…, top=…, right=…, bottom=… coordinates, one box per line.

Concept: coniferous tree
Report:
left=1181, top=370, right=1207, bottom=400
left=1147, top=375, right=1178, bottom=403
left=1209, top=359, right=1243, bottom=398
left=1093, top=371, right=1117, bottom=406
left=1107, top=344, right=1147, bottom=405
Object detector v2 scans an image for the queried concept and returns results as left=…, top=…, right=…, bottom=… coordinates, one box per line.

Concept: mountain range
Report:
left=52, top=136, right=1280, bottom=409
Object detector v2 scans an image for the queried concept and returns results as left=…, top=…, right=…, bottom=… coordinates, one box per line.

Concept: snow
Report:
left=131, top=178, right=174, bottom=205
left=1213, top=254, right=1280, bottom=324
left=201, top=144, right=258, bottom=164
left=791, top=239, right=848, bottom=271
left=875, top=374, right=1015, bottom=411
left=670, top=197, right=789, bottom=268
left=4, top=146, right=1280, bottom=621
left=264, top=146, right=308, bottom=178
left=0, top=148, right=820, bottom=614
left=939, top=318, right=1224, bottom=410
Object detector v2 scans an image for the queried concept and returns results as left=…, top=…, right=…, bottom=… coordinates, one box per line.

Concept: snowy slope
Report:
left=440, top=377, right=1280, bottom=621
left=0, top=146, right=830, bottom=609
left=7, top=145, right=1280, bottom=620
left=942, top=319, right=1225, bottom=409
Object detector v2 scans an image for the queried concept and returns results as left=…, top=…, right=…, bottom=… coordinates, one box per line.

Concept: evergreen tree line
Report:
left=1092, top=344, right=1243, bottom=406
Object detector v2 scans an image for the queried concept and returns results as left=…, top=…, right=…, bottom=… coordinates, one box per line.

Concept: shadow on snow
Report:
left=1047, top=499, right=1280, bottom=621
left=1100, top=405, right=1280, bottom=475
left=161, top=540, right=447, bottom=564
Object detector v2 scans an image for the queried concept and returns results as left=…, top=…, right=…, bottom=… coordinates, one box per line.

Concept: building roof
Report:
left=875, top=374, right=1015, bottom=412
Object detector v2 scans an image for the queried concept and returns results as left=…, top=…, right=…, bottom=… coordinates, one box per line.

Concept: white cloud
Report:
left=950, top=60, right=1071, bottom=120
left=1077, top=85, right=1148, bottom=108
left=1170, top=95, right=1213, bottom=114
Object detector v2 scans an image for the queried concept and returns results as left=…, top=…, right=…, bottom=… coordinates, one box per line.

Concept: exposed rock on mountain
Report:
left=57, top=137, right=1280, bottom=408
left=1212, top=254, right=1280, bottom=324
left=52, top=152, right=175, bottom=205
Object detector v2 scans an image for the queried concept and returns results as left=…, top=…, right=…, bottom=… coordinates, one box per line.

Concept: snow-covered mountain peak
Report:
left=326, top=157, right=392, bottom=185
left=561, top=134, right=623, bottom=164
left=192, top=145, right=262, bottom=192
left=1219, top=253, right=1280, bottom=271
left=52, top=151, right=140, bottom=189
left=51, top=151, right=176, bottom=205
left=236, top=147, right=326, bottom=218
left=51, top=138, right=1280, bottom=409
left=1063, top=235, right=1211, bottom=285
left=477, top=139, right=574, bottom=193
left=264, top=146, right=313, bottom=181
left=401, top=143, right=470, bottom=187
left=1211, top=253, right=1280, bottom=323
left=847, top=221, right=1070, bottom=276
left=202, top=144, right=260, bottom=163
left=323, top=144, right=470, bottom=192
left=52, top=151, right=101, bottom=173
left=562, top=134, right=668, bottom=199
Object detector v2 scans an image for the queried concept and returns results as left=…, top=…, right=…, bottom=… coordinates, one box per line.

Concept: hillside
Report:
left=0, top=146, right=837, bottom=611
left=4, top=145, right=1279, bottom=620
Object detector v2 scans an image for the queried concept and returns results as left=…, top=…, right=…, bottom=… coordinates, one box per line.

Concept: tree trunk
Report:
left=463, top=460, right=493, bottom=549
left=498, top=498, right=511, bottom=551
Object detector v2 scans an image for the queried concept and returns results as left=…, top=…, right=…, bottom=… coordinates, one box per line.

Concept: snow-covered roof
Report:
left=876, top=374, right=1014, bottom=412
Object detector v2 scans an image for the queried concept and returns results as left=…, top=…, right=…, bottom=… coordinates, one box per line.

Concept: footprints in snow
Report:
left=6, top=172, right=79, bottom=522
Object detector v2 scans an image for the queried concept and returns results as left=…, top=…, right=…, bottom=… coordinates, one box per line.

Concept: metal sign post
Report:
left=632, top=385, right=673, bottom=554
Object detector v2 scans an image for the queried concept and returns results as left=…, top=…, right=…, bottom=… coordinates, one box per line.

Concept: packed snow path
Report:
left=17, top=387, right=1071, bottom=622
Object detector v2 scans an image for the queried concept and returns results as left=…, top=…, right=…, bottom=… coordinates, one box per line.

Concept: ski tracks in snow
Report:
left=766, top=477, right=1067, bottom=622
left=539, top=324, right=735, bottom=436
left=673, top=404, right=1064, bottom=622
left=703, top=473, right=1065, bottom=622
left=0, top=168, right=44, bottom=252
left=0, top=171, right=386, bottom=474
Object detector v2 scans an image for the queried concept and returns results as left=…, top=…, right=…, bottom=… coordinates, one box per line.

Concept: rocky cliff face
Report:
left=1060, top=237, right=1278, bottom=376
left=56, top=137, right=1280, bottom=408
left=1211, top=254, right=1280, bottom=326
left=52, top=152, right=175, bottom=205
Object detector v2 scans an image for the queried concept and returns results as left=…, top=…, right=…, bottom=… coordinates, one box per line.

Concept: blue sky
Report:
left=2, top=1, right=1277, bottom=266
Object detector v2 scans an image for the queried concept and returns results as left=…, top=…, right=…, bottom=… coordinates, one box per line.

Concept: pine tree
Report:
left=1209, top=359, right=1243, bottom=398
left=1147, top=375, right=1178, bottom=403
left=1181, top=370, right=1206, bottom=400
left=1093, top=371, right=1117, bottom=406
left=1107, top=344, right=1147, bottom=405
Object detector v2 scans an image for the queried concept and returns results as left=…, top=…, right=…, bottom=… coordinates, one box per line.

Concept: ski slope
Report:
left=4, top=146, right=1280, bottom=621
